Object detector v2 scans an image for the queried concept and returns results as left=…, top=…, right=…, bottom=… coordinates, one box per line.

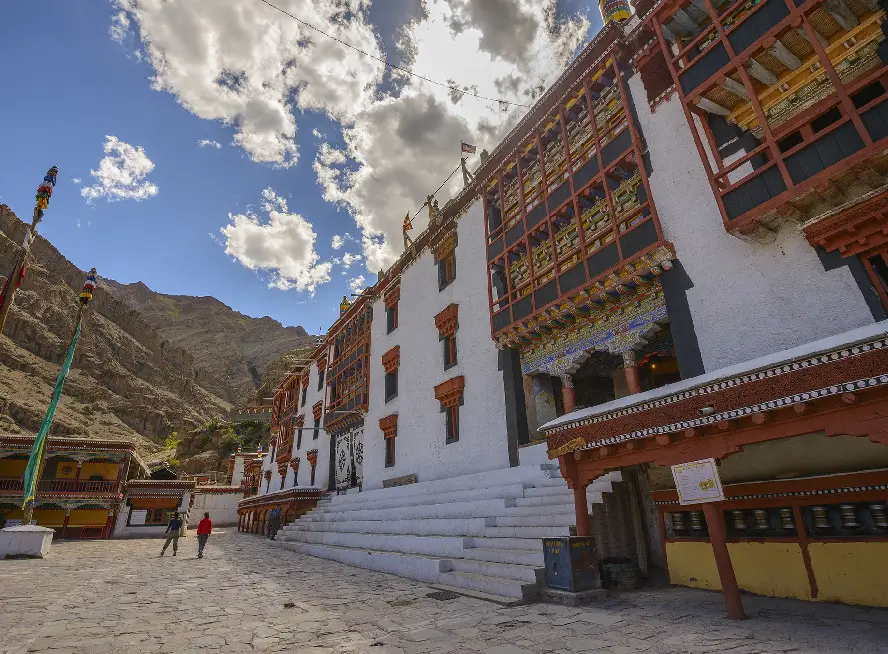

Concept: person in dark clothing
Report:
left=196, top=512, right=212, bottom=558
left=267, top=505, right=282, bottom=540
left=160, top=513, right=183, bottom=556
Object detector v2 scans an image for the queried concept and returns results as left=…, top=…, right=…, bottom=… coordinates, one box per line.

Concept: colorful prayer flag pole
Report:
left=0, top=166, right=59, bottom=335
left=21, top=269, right=96, bottom=521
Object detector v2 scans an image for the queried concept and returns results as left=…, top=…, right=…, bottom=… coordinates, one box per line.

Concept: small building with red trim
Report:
left=0, top=435, right=147, bottom=540
left=543, top=322, right=888, bottom=611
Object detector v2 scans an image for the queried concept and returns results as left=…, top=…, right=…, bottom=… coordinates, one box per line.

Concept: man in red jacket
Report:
left=196, top=512, right=212, bottom=558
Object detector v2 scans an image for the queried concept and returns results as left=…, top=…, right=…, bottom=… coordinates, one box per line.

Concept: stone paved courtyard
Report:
left=2, top=531, right=888, bottom=653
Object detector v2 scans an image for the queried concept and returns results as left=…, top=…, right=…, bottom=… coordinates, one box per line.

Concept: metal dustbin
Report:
left=542, top=536, right=600, bottom=592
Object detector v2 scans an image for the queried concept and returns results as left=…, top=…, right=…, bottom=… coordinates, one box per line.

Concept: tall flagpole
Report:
left=0, top=166, right=59, bottom=336
left=21, top=268, right=96, bottom=525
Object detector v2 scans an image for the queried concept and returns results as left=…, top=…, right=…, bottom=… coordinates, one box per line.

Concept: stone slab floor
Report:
left=1, top=531, right=887, bottom=654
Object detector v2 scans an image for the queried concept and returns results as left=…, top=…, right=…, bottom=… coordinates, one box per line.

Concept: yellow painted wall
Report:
left=665, top=541, right=721, bottom=590
left=727, top=542, right=812, bottom=601
left=54, top=461, right=78, bottom=478
left=67, top=509, right=110, bottom=526
left=1, top=508, right=23, bottom=521
left=80, top=462, right=119, bottom=480
left=33, top=509, right=66, bottom=527
left=0, top=460, right=26, bottom=477
left=809, top=542, right=888, bottom=608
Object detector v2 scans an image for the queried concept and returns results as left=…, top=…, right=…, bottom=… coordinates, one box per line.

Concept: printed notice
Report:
left=671, top=458, right=724, bottom=505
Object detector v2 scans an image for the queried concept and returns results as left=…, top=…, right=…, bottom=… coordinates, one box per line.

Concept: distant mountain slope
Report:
left=0, top=204, right=231, bottom=461
left=101, top=280, right=317, bottom=404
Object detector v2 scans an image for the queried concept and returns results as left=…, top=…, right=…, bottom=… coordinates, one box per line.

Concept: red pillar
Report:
left=61, top=510, right=70, bottom=539
left=702, top=502, right=746, bottom=619
left=560, top=375, right=576, bottom=414
left=623, top=351, right=643, bottom=395
left=573, top=483, right=591, bottom=537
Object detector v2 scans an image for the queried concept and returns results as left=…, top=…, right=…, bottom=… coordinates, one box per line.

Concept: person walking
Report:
left=196, top=512, right=212, bottom=558
left=160, top=513, right=183, bottom=556
left=267, top=505, right=282, bottom=540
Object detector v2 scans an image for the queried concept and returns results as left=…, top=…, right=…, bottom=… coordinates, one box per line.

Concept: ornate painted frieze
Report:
left=520, top=287, right=667, bottom=376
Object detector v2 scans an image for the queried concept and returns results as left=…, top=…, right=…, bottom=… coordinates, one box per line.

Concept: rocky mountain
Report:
left=0, top=204, right=316, bottom=467
left=0, top=204, right=235, bottom=461
left=101, top=280, right=316, bottom=404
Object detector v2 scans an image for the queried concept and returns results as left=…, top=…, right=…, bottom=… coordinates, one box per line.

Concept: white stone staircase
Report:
left=275, top=464, right=621, bottom=601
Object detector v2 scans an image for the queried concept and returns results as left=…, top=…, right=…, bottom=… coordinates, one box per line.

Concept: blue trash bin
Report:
left=543, top=536, right=600, bottom=592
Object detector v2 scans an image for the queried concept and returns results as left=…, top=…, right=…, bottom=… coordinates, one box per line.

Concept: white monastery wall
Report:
left=629, top=74, right=876, bottom=371
left=288, top=359, right=331, bottom=490
left=363, top=200, right=511, bottom=490
left=229, top=455, right=246, bottom=486
left=191, top=489, right=242, bottom=526
left=258, top=357, right=331, bottom=496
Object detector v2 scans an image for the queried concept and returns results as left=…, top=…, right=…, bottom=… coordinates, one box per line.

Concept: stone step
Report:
left=459, top=546, right=545, bottom=567
left=300, top=517, right=496, bottom=537
left=523, top=485, right=579, bottom=499
left=280, top=529, right=469, bottom=558
left=437, top=570, right=539, bottom=600
left=311, top=498, right=516, bottom=522
left=493, top=514, right=577, bottom=528
left=328, top=466, right=553, bottom=505
left=321, top=483, right=529, bottom=513
left=466, top=536, right=542, bottom=551
left=514, top=492, right=603, bottom=507
left=426, top=584, right=525, bottom=607
left=499, top=505, right=579, bottom=518
left=276, top=541, right=450, bottom=584
left=450, top=558, right=544, bottom=584
left=484, top=525, right=571, bottom=539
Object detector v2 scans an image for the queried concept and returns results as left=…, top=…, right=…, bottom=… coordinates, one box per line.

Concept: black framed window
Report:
left=296, top=428, right=303, bottom=450
left=385, top=371, right=398, bottom=402
left=443, top=334, right=457, bottom=369
left=445, top=405, right=459, bottom=444
left=312, top=418, right=320, bottom=440
left=386, top=304, right=398, bottom=333
left=301, top=386, right=307, bottom=406
left=385, top=436, right=396, bottom=468
left=438, top=252, right=456, bottom=290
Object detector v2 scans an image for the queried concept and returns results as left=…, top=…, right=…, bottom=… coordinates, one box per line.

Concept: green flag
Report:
left=22, top=318, right=83, bottom=508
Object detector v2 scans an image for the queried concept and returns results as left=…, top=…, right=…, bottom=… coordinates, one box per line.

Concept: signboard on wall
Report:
left=671, top=458, right=724, bottom=505
left=129, top=510, right=148, bottom=525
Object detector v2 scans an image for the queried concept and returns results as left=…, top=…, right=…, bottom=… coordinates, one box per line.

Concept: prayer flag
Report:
left=22, top=318, right=83, bottom=508
left=461, top=142, right=477, bottom=154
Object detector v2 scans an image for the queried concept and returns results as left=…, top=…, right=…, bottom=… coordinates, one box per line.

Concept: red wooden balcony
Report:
left=646, top=0, right=888, bottom=238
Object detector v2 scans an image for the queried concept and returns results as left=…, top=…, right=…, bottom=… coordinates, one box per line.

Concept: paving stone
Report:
left=1, top=532, right=887, bottom=654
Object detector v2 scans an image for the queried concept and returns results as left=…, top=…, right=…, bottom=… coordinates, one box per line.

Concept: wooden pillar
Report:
left=573, top=482, right=591, bottom=537
left=61, top=509, right=71, bottom=538
left=701, top=502, right=746, bottom=620
left=560, top=374, right=576, bottom=414
left=622, top=351, right=643, bottom=395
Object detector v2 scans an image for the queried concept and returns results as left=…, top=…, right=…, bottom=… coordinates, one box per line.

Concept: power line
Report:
left=411, top=163, right=462, bottom=219
left=257, top=0, right=531, bottom=109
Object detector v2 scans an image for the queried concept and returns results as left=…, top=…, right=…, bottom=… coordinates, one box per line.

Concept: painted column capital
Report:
left=622, top=350, right=638, bottom=368
left=560, top=374, right=574, bottom=389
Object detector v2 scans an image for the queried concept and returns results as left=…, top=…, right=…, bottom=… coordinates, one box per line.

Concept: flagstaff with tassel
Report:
left=0, top=166, right=59, bottom=335
left=21, top=268, right=96, bottom=524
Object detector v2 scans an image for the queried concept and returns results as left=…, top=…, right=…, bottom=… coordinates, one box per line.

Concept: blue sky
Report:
left=0, top=1, right=602, bottom=334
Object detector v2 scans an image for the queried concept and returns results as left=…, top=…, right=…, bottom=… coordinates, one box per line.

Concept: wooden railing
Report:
left=0, top=477, right=118, bottom=494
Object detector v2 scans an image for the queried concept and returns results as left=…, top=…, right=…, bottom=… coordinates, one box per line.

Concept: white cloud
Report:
left=313, top=0, right=590, bottom=271
left=312, top=128, right=327, bottom=140
left=198, top=139, right=222, bottom=149
left=114, top=0, right=590, bottom=269
left=331, top=234, right=345, bottom=250
left=219, top=188, right=331, bottom=294
left=111, top=0, right=385, bottom=168
left=71, top=177, right=82, bottom=184
left=81, top=135, right=159, bottom=203
left=341, top=252, right=362, bottom=269
left=348, top=275, right=366, bottom=293
left=109, top=10, right=130, bottom=44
